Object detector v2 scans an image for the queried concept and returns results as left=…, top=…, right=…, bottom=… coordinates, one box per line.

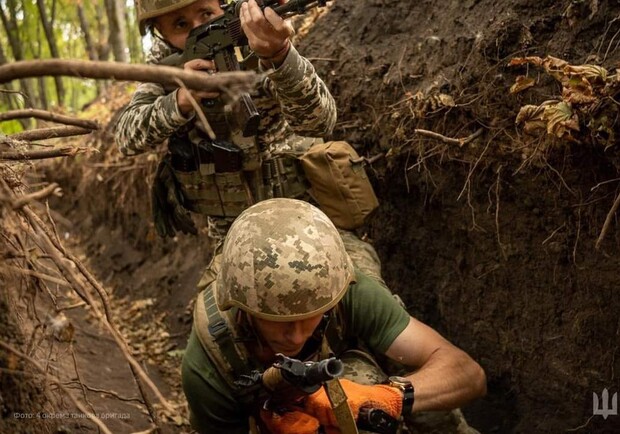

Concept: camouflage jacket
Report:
left=115, top=38, right=336, bottom=157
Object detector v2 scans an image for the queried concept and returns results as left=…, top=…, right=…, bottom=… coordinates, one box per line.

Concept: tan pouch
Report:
left=300, top=141, right=379, bottom=229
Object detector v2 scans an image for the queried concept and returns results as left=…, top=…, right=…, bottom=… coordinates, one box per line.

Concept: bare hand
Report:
left=176, top=59, right=220, bottom=115
left=240, top=0, right=293, bottom=65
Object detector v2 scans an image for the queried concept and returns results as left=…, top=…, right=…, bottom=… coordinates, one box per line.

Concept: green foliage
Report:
left=0, top=0, right=144, bottom=129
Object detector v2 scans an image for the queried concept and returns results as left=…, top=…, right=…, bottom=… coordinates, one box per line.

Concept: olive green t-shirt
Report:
left=181, top=270, right=410, bottom=434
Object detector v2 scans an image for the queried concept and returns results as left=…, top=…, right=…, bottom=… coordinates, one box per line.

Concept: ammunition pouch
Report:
left=168, top=135, right=309, bottom=218
left=300, top=141, right=379, bottom=230
left=255, top=155, right=308, bottom=202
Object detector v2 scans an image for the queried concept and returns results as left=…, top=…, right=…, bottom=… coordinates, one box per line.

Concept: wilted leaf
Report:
left=508, top=56, right=544, bottom=67
left=515, top=103, right=551, bottom=125
left=523, top=120, right=548, bottom=135
left=541, top=56, right=569, bottom=81
left=438, top=94, right=456, bottom=107
left=510, top=75, right=536, bottom=94
left=543, top=102, right=580, bottom=138
left=565, top=64, right=608, bottom=84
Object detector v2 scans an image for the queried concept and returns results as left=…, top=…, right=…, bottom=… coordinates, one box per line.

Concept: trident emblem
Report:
left=593, top=388, right=618, bottom=420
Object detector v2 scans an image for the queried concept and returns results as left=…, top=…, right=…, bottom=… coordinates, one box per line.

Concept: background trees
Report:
left=0, top=0, right=143, bottom=133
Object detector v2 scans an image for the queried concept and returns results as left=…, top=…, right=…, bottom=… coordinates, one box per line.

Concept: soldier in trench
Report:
left=182, top=198, right=487, bottom=433
left=115, top=1, right=487, bottom=432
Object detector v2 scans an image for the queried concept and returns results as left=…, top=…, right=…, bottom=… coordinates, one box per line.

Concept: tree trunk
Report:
left=0, top=2, right=37, bottom=109
left=96, top=3, right=110, bottom=61
left=36, top=0, right=65, bottom=106
left=0, top=43, right=29, bottom=129
left=104, top=0, right=129, bottom=63
left=77, top=4, right=98, bottom=61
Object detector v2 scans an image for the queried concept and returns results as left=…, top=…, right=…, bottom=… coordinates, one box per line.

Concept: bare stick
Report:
left=63, top=380, right=143, bottom=404
left=0, top=340, right=113, bottom=434
left=595, top=190, right=620, bottom=250
left=0, top=60, right=258, bottom=92
left=0, top=146, right=85, bottom=160
left=174, top=78, right=215, bottom=140
left=0, top=109, right=99, bottom=129
left=9, top=126, right=93, bottom=141
left=11, top=183, right=61, bottom=209
left=415, top=128, right=483, bottom=147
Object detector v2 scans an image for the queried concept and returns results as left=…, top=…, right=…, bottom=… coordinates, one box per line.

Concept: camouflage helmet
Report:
left=216, top=198, right=355, bottom=321
left=136, top=0, right=199, bottom=36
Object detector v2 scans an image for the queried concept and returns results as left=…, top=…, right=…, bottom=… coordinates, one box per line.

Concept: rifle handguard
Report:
left=264, top=354, right=344, bottom=394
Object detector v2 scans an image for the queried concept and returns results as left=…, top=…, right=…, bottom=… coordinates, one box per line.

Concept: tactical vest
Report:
left=169, top=133, right=311, bottom=219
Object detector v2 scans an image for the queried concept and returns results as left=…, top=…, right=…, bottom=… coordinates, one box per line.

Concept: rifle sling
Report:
left=325, top=378, right=359, bottom=434
left=202, top=286, right=250, bottom=377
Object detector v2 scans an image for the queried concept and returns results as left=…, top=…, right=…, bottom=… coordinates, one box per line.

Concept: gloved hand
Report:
left=260, top=407, right=320, bottom=434
left=151, top=155, right=197, bottom=238
left=304, top=379, right=403, bottom=428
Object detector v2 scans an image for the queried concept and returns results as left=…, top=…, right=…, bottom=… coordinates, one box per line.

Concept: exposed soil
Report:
left=2, top=0, right=620, bottom=433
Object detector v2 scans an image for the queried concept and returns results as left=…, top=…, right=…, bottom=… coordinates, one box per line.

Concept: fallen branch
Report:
left=11, top=183, right=61, bottom=209
left=0, top=340, right=113, bottom=434
left=0, top=59, right=258, bottom=92
left=0, top=109, right=99, bottom=129
left=595, top=190, right=620, bottom=250
left=9, top=126, right=94, bottom=142
left=0, top=146, right=85, bottom=160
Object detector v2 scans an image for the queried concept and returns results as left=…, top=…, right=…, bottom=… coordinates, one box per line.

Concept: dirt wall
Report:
left=297, top=0, right=620, bottom=432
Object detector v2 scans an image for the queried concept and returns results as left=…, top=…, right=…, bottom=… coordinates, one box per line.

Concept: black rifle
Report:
left=159, top=0, right=328, bottom=138
left=235, top=353, right=344, bottom=403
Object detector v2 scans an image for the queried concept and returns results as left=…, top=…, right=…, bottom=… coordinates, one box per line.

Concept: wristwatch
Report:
left=388, top=376, right=415, bottom=416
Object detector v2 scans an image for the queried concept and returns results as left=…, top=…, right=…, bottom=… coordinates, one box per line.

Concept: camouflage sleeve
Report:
left=115, top=38, right=193, bottom=156
left=114, top=85, right=193, bottom=156
left=260, top=44, right=337, bottom=136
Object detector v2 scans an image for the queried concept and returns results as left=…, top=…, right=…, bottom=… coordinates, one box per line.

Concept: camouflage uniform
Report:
left=115, top=38, right=384, bottom=291
left=115, top=38, right=334, bottom=240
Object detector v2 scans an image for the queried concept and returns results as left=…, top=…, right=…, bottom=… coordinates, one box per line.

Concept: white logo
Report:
left=593, top=388, right=618, bottom=420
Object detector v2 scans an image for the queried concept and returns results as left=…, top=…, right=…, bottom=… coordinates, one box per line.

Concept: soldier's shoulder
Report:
left=146, top=38, right=176, bottom=64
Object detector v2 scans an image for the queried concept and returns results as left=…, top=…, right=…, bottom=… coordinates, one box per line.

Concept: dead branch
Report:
left=415, top=128, right=484, bottom=147
left=0, top=146, right=86, bottom=160
left=0, top=60, right=258, bottom=92
left=595, top=190, right=620, bottom=250
left=0, top=340, right=113, bottom=434
left=0, top=109, right=99, bottom=129
left=10, top=126, right=94, bottom=142
left=16, top=204, right=175, bottom=418
left=174, top=78, right=215, bottom=140
left=0, top=174, right=174, bottom=420
left=3, top=264, right=70, bottom=287
left=11, top=183, right=61, bottom=209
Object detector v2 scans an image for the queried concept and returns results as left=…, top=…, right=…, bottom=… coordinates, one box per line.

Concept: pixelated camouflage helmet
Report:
left=136, top=0, right=199, bottom=36
left=216, top=198, right=355, bottom=321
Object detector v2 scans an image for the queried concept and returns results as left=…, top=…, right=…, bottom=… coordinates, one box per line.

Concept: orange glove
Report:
left=304, top=379, right=403, bottom=428
left=260, top=408, right=320, bottom=434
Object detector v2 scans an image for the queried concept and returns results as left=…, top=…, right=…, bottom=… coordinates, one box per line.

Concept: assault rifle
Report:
left=235, top=353, right=344, bottom=404
left=234, top=354, right=400, bottom=434
left=159, top=0, right=328, bottom=138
